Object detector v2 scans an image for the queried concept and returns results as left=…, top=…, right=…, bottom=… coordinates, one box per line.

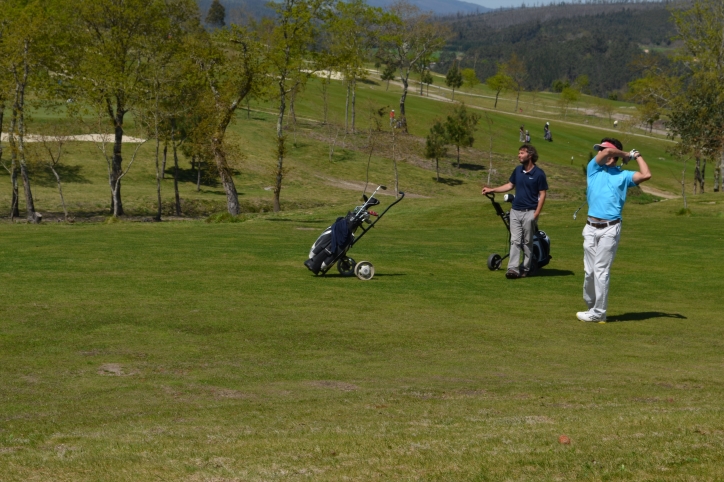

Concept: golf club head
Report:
left=379, top=185, right=387, bottom=190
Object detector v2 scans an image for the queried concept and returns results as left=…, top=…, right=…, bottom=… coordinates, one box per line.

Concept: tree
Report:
left=667, top=0, right=724, bottom=193
left=206, top=0, right=226, bottom=28
left=461, top=68, right=479, bottom=91
left=266, top=0, right=332, bottom=212
left=485, top=70, right=514, bottom=109
left=379, top=0, right=448, bottom=132
left=424, top=119, right=447, bottom=182
left=381, top=63, right=396, bottom=91
left=559, top=86, right=580, bottom=118
left=0, top=0, right=54, bottom=223
left=61, top=0, right=199, bottom=217
left=329, top=0, right=382, bottom=133
left=444, top=103, right=479, bottom=168
left=421, top=69, right=433, bottom=96
left=445, top=62, right=463, bottom=101
left=504, top=53, right=526, bottom=112
left=191, top=24, right=267, bottom=215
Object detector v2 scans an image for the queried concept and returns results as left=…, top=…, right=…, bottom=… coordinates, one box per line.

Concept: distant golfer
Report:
left=577, top=138, right=651, bottom=322
left=390, top=109, right=395, bottom=127
left=482, top=144, right=548, bottom=279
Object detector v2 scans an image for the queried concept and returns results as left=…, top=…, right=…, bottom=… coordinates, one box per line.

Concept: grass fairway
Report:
left=1, top=193, right=724, bottom=480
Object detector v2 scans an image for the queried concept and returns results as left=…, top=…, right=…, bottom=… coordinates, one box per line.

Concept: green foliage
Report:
left=485, top=71, right=514, bottom=108
left=438, top=5, right=675, bottom=96
left=445, top=62, right=463, bottom=99
left=444, top=103, right=479, bottom=166
left=205, top=0, right=226, bottom=28
left=460, top=68, right=478, bottom=89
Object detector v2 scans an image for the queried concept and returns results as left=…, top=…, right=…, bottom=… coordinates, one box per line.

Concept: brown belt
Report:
left=587, top=219, right=621, bottom=229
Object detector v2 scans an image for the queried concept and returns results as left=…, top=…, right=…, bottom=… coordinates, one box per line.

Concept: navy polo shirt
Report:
left=509, top=164, right=548, bottom=210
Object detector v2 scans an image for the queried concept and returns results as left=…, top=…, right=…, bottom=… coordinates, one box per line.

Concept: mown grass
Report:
left=1, top=193, right=723, bottom=480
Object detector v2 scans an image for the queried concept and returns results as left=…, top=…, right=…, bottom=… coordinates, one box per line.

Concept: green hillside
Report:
left=437, top=1, right=678, bottom=97
left=3, top=70, right=700, bottom=222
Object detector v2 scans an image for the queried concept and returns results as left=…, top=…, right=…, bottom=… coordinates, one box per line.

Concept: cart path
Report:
left=639, top=184, right=678, bottom=200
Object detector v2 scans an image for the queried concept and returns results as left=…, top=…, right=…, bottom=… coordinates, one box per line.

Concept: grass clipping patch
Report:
left=205, top=212, right=248, bottom=224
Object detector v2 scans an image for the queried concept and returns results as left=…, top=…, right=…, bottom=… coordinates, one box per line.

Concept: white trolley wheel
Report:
left=354, top=261, right=375, bottom=280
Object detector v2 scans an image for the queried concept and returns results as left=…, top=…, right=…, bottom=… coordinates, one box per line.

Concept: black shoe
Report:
left=505, top=270, right=520, bottom=279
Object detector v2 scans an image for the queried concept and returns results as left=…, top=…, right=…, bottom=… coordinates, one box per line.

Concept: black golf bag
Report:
left=304, top=185, right=405, bottom=280
left=485, top=193, right=552, bottom=272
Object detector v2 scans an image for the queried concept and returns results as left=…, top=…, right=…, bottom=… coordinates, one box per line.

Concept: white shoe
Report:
left=577, top=311, right=606, bottom=323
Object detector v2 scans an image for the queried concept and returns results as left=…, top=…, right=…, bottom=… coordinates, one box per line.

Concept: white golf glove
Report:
left=625, top=149, right=640, bottom=164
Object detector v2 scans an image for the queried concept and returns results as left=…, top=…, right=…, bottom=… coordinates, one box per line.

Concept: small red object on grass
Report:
left=558, top=435, right=571, bottom=445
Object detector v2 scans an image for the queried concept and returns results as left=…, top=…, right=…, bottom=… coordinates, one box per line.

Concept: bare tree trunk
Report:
left=436, top=158, right=440, bottom=182
left=211, top=133, right=240, bottom=215
left=322, top=72, right=330, bottom=125
left=273, top=78, right=288, bottom=213
left=701, top=159, right=706, bottom=193
left=721, top=149, right=724, bottom=192
left=494, top=91, right=500, bottom=108
left=456, top=145, right=461, bottom=168
left=693, top=156, right=701, bottom=194
left=162, top=141, right=168, bottom=179
left=681, top=158, right=688, bottom=210
left=344, top=80, right=350, bottom=133
left=399, top=75, right=409, bottom=133
left=714, top=155, right=721, bottom=193
left=195, top=155, right=201, bottom=192
left=392, top=125, right=399, bottom=195
left=14, top=43, right=40, bottom=223
left=351, top=78, right=357, bottom=134
left=110, top=105, right=125, bottom=215
left=172, top=135, right=181, bottom=216
left=515, top=88, right=520, bottom=112
left=155, top=136, right=162, bottom=220
left=49, top=165, right=68, bottom=221
left=11, top=165, right=19, bottom=218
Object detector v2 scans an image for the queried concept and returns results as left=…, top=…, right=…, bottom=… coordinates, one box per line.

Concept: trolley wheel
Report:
left=487, top=253, right=502, bottom=271
left=354, top=261, right=375, bottom=280
left=337, top=257, right=356, bottom=276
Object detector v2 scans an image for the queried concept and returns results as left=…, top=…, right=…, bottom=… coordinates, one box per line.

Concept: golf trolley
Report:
left=484, top=193, right=551, bottom=273
left=304, top=185, right=405, bottom=280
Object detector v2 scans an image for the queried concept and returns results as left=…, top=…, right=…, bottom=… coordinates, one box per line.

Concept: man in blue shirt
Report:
left=482, top=144, right=548, bottom=278
left=577, top=138, right=652, bottom=322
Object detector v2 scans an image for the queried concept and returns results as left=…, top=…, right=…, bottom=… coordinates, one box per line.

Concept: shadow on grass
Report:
left=535, top=269, right=574, bottom=277
left=435, top=177, right=464, bottom=186
left=317, top=273, right=406, bottom=278
left=457, top=163, right=486, bottom=171
left=606, top=312, right=687, bottom=322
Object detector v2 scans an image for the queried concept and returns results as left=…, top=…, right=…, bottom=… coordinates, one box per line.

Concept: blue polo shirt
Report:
left=509, top=164, right=548, bottom=210
left=586, top=158, right=637, bottom=220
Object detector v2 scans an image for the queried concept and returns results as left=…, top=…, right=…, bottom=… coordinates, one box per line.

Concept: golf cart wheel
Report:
left=354, top=261, right=375, bottom=280
left=337, top=257, right=356, bottom=277
left=487, top=253, right=502, bottom=271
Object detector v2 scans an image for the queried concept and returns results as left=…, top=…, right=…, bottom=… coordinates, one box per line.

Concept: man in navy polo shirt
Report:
left=482, top=144, right=548, bottom=279
left=577, top=137, right=651, bottom=323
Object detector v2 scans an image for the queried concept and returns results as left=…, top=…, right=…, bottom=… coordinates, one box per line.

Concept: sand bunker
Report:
left=0, top=133, right=145, bottom=143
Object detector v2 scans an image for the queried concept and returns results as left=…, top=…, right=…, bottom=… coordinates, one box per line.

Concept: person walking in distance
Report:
left=519, top=125, right=525, bottom=142
left=577, top=138, right=652, bottom=322
left=390, top=109, right=395, bottom=128
left=482, top=144, right=548, bottom=279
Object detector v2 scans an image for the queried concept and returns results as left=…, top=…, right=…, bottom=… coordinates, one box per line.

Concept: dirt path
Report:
left=639, top=184, right=678, bottom=200
left=315, top=175, right=429, bottom=198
